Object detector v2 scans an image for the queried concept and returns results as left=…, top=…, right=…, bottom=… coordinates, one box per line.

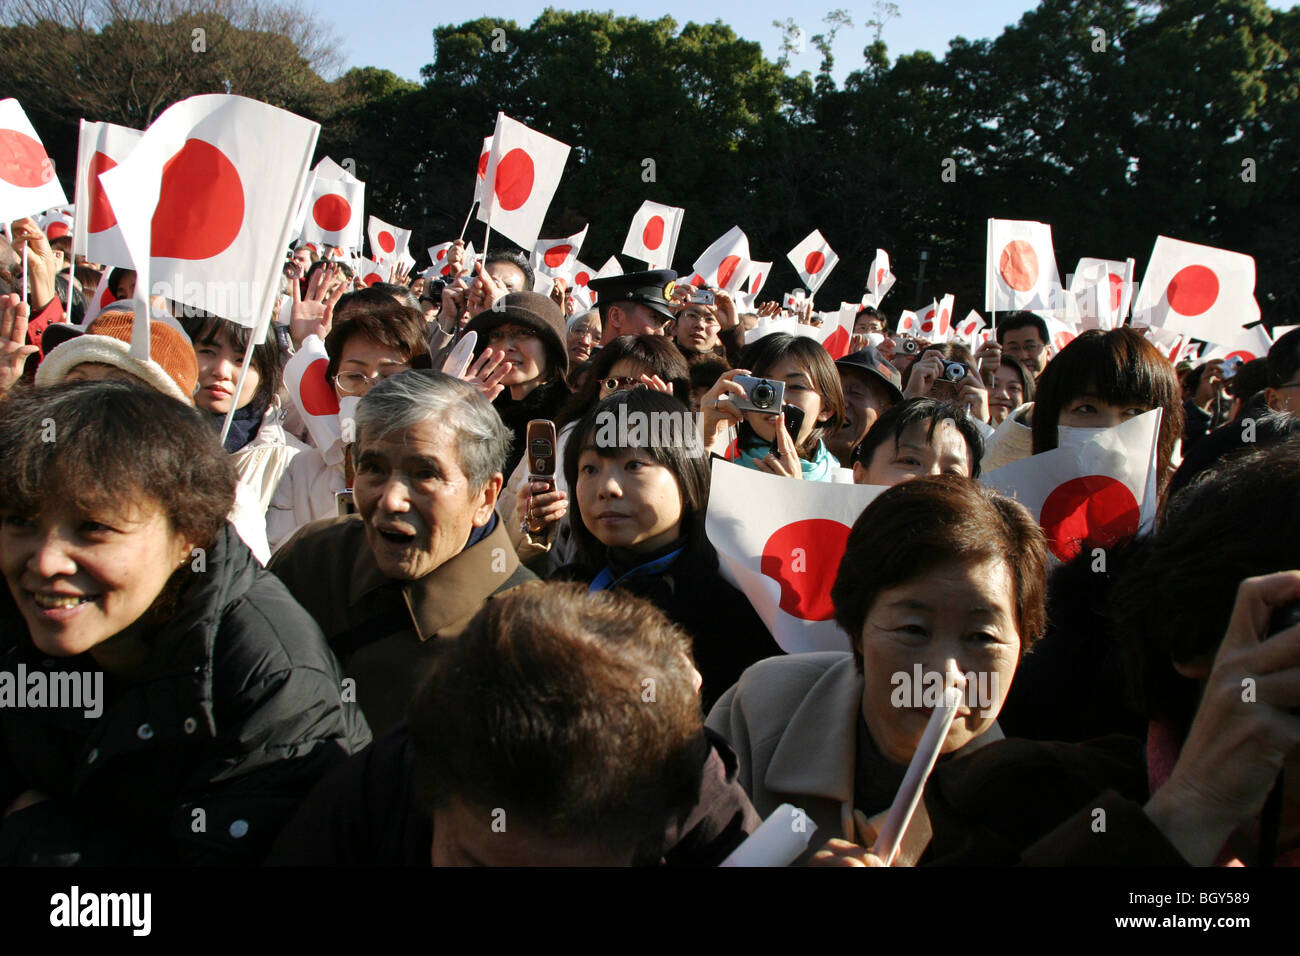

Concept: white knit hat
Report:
left=35, top=311, right=198, bottom=405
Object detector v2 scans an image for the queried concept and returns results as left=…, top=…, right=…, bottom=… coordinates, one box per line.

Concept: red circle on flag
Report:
left=440, top=263, right=453, bottom=276
left=300, top=357, right=340, bottom=417
left=0, top=129, right=54, bottom=188
left=477, top=150, right=489, bottom=179
left=689, top=274, right=705, bottom=287
left=493, top=148, right=534, bottom=211
left=363, top=271, right=383, bottom=286
left=876, top=267, right=885, bottom=286
left=643, top=215, right=665, bottom=250
left=823, top=327, right=849, bottom=359
left=152, top=139, right=244, bottom=260
left=1039, top=475, right=1140, bottom=562
left=313, top=193, right=352, bottom=232
left=377, top=230, right=395, bottom=254
left=999, top=240, right=1039, bottom=292
left=1107, top=273, right=1124, bottom=312
left=717, top=255, right=742, bottom=289
left=1053, top=329, right=1075, bottom=352
left=436, top=247, right=447, bottom=261
left=805, top=251, right=826, bottom=275
left=761, top=518, right=852, bottom=620
left=543, top=244, right=572, bottom=268
left=751, top=271, right=763, bottom=290
left=574, top=271, right=591, bottom=287
left=1225, top=348, right=1256, bottom=364
left=46, top=221, right=69, bottom=239
left=1166, top=265, right=1219, bottom=316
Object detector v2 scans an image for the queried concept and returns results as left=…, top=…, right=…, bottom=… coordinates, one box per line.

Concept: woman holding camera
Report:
left=0, top=381, right=369, bottom=865
left=699, top=333, right=847, bottom=481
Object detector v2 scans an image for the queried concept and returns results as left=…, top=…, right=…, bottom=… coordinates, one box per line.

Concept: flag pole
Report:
left=21, top=245, right=28, bottom=302
left=458, top=200, right=479, bottom=241
left=221, top=326, right=260, bottom=446
left=482, top=222, right=491, bottom=263
left=64, top=257, right=75, bottom=321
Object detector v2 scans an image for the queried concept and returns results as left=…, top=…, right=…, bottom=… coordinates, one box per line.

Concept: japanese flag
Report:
left=476, top=113, right=571, bottom=251
left=985, top=218, right=1062, bottom=312
left=72, top=121, right=142, bottom=268
left=531, top=224, right=588, bottom=280
left=99, top=93, right=319, bottom=361
left=282, top=334, right=357, bottom=466
left=896, top=310, right=919, bottom=336
left=568, top=260, right=596, bottom=311
left=622, top=200, right=683, bottom=269
left=706, top=460, right=884, bottom=653
left=471, top=135, right=492, bottom=206
left=357, top=258, right=387, bottom=286
left=1131, top=236, right=1260, bottom=346
left=981, top=409, right=1163, bottom=563
left=0, top=99, right=67, bottom=223
left=787, top=229, right=838, bottom=293
left=595, top=255, right=623, bottom=279
left=863, top=248, right=895, bottom=308
left=427, top=240, right=473, bottom=277
left=1041, top=313, right=1079, bottom=354
left=1141, top=325, right=1186, bottom=362
left=1201, top=325, right=1272, bottom=365
left=956, top=310, right=986, bottom=350
left=300, top=169, right=364, bottom=250
left=917, top=294, right=955, bottom=340
left=1070, top=257, right=1134, bottom=330
left=367, top=216, right=410, bottom=264
left=692, top=226, right=751, bottom=293
left=815, top=302, right=857, bottom=359
left=746, top=260, right=772, bottom=299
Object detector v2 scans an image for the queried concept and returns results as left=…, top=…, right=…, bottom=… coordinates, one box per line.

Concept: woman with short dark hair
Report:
left=709, top=477, right=1145, bottom=864
left=0, top=381, right=369, bottom=865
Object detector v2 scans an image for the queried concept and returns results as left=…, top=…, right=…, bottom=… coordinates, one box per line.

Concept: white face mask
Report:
left=1055, top=424, right=1110, bottom=448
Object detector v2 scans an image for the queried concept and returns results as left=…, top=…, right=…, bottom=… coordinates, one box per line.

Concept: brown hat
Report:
left=34, top=309, right=199, bottom=404
left=464, top=291, right=569, bottom=381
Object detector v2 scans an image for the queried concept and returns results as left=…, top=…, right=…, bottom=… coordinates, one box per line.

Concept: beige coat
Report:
left=981, top=401, right=1034, bottom=473
left=265, top=447, right=346, bottom=552
left=230, top=402, right=306, bottom=514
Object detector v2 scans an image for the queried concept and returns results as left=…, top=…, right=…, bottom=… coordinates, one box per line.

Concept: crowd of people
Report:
left=0, top=213, right=1298, bottom=868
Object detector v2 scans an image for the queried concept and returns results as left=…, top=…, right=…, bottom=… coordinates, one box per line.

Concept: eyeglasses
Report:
left=1008, top=341, right=1045, bottom=354
left=336, top=366, right=411, bottom=394
left=488, top=326, right=539, bottom=345
left=601, top=377, right=649, bottom=393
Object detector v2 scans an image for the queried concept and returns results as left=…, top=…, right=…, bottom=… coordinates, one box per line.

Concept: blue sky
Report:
left=309, top=0, right=1295, bottom=84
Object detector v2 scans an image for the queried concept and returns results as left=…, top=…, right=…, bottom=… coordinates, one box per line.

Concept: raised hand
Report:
left=0, top=293, right=37, bottom=393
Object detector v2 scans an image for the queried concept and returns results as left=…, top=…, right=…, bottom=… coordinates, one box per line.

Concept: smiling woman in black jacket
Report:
left=0, top=381, right=370, bottom=865
left=548, top=389, right=781, bottom=710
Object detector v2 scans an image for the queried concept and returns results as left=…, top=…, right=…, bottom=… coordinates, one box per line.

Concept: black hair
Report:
left=485, top=250, right=535, bottom=292
left=737, top=333, right=846, bottom=458
left=995, top=311, right=1049, bottom=346
left=851, top=396, right=985, bottom=478
left=1267, top=326, right=1300, bottom=389
left=179, top=312, right=284, bottom=411
left=555, top=335, right=690, bottom=429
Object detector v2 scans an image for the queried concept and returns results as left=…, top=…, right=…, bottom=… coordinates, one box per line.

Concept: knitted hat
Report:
left=35, top=309, right=199, bottom=405
left=464, top=291, right=569, bottom=381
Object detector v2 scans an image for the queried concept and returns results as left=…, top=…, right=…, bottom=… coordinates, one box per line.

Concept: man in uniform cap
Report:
left=588, top=268, right=678, bottom=345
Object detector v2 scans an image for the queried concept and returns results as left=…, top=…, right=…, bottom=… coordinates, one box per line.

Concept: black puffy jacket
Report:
left=0, top=523, right=371, bottom=865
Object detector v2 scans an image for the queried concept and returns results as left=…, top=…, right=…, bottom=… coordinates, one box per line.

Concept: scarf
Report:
left=734, top=435, right=838, bottom=482
left=588, top=538, right=686, bottom=593
left=217, top=397, right=268, bottom=454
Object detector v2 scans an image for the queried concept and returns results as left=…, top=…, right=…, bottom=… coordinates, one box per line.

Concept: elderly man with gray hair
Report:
left=269, top=371, right=536, bottom=735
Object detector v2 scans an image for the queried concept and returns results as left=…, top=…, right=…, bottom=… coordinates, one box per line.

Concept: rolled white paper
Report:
left=719, top=802, right=817, bottom=868
left=872, top=684, right=963, bottom=866
left=440, top=330, right=478, bottom=379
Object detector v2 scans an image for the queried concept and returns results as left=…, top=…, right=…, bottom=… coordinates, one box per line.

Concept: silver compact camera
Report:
left=732, top=375, right=786, bottom=414
left=942, top=361, right=971, bottom=383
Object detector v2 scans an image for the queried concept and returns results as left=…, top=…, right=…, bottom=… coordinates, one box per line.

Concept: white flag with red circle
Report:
left=99, top=93, right=319, bottom=346
left=692, top=226, right=751, bottom=293
left=706, top=459, right=885, bottom=653
left=863, top=248, right=895, bottom=308
left=916, top=293, right=954, bottom=341
left=357, top=258, right=388, bottom=287
left=746, top=260, right=772, bottom=299
left=787, top=229, right=838, bottom=293
left=283, top=333, right=354, bottom=465
left=38, top=205, right=74, bottom=240
left=300, top=168, right=364, bottom=251
left=981, top=409, right=1162, bottom=563
left=568, top=260, right=596, bottom=311
left=896, top=310, right=919, bottom=336
left=622, top=200, right=683, bottom=270
left=956, top=310, right=986, bottom=350
left=367, top=215, right=410, bottom=265
left=531, top=224, right=588, bottom=280
left=74, top=120, right=143, bottom=268
left=476, top=113, right=571, bottom=252
left=985, top=218, right=1062, bottom=312
left=471, top=135, right=492, bottom=206
left=1131, top=236, right=1260, bottom=346
left=0, top=99, right=67, bottom=223
left=812, top=302, right=857, bottom=359
left=1041, top=313, right=1079, bottom=354
left=1070, top=257, right=1134, bottom=330
left=1200, top=325, right=1272, bottom=365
